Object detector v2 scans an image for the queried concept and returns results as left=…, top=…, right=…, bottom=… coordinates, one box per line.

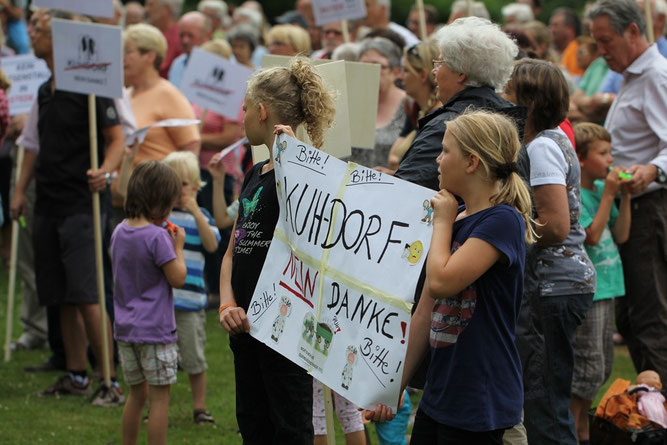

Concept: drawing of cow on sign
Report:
left=271, top=296, right=292, bottom=342
left=78, top=34, right=98, bottom=65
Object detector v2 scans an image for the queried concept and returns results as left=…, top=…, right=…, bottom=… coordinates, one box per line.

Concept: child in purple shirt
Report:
left=111, top=161, right=186, bottom=445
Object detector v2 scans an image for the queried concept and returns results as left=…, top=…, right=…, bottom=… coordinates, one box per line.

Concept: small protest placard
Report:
left=51, top=19, right=122, bottom=99
left=246, top=134, right=435, bottom=411
left=33, top=0, right=113, bottom=18
left=126, top=119, right=201, bottom=146
left=313, top=0, right=367, bottom=26
left=0, top=55, right=51, bottom=116
left=180, top=48, right=253, bottom=120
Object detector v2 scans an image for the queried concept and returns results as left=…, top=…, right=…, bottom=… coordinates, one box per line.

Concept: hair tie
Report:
left=494, top=162, right=518, bottom=179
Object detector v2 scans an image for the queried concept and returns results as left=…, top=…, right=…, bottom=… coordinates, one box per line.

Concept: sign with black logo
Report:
left=180, top=47, right=253, bottom=119
left=51, top=19, right=122, bottom=98
left=33, top=0, right=113, bottom=19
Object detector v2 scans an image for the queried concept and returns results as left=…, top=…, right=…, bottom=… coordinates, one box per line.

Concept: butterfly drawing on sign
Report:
left=275, top=140, right=287, bottom=165
left=241, top=186, right=263, bottom=217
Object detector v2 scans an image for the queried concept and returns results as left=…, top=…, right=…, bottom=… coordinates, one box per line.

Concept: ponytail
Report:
left=245, top=57, right=335, bottom=149
left=447, top=110, right=537, bottom=244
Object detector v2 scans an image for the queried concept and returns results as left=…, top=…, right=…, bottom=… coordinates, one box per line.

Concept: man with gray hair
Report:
left=144, top=0, right=184, bottom=77
left=168, top=11, right=212, bottom=88
left=589, top=0, right=667, bottom=383
left=362, top=0, right=419, bottom=46
left=447, top=0, right=491, bottom=24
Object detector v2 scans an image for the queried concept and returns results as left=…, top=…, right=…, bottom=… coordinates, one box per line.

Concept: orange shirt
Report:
left=130, top=79, right=200, bottom=166
left=561, top=40, right=584, bottom=77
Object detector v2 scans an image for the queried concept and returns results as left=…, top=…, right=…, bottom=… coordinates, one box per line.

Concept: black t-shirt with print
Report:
left=231, top=160, right=279, bottom=311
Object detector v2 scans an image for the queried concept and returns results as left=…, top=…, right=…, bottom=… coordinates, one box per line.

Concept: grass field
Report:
left=0, top=265, right=638, bottom=444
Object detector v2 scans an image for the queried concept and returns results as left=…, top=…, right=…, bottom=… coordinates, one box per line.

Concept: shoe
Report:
left=193, top=409, right=215, bottom=424
left=37, top=374, right=92, bottom=397
left=24, top=359, right=66, bottom=373
left=91, top=383, right=125, bottom=407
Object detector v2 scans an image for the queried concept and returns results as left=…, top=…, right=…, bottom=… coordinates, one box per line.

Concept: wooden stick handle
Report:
left=342, top=20, right=350, bottom=44
left=4, top=145, right=25, bottom=362
left=323, top=384, right=336, bottom=445
left=89, top=94, right=111, bottom=388
left=416, top=0, right=427, bottom=40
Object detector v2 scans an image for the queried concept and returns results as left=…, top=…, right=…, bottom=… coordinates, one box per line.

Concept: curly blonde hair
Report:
left=447, top=110, right=537, bottom=244
left=246, top=57, right=335, bottom=148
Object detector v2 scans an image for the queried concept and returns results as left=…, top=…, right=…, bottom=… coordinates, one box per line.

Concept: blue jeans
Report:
left=520, top=293, right=593, bottom=445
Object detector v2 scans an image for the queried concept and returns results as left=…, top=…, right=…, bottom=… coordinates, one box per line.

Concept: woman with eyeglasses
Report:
left=347, top=36, right=406, bottom=170
left=383, top=39, right=442, bottom=173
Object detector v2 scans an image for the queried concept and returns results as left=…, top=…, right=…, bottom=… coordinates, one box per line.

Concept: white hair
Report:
left=436, top=17, right=518, bottom=89
left=376, top=0, right=391, bottom=8
left=332, top=42, right=360, bottom=61
left=233, top=7, right=263, bottom=30
left=450, top=0, right=491, bottom=19
left=160, top=0, right=184, bottom=19
left=198, top=0, right=228, bottom=20
left=502, top=3, right=534, bottom=22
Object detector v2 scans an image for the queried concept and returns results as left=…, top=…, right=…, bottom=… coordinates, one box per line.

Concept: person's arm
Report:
left=115, top=142, right=140, bottom=202
left=162, top=226, right=187, bottom=288
left=0, top=0, right=24, bottom=20
left=426, top=189, right=502, bottom=299
left=87, top=124, right=124, bottom=192
left=611, top=183, right=631, bottom=244
left=584, top=169, right=622, bottom=246
left=9, top=149, right=37, bottom=219
left=218, top=219, right=250, bottom=334
left=182, top=196, right=219, bottom=253
left=208, top=153, right=235, bottom=229
left=178, top=139, right=201, bottom=156
left=200, top=122, right=242, bottom=152
left=532, top=184, right=570, bottom=245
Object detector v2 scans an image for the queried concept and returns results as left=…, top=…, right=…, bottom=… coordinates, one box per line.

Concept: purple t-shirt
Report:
left=111, top=221, right=178, bottom=344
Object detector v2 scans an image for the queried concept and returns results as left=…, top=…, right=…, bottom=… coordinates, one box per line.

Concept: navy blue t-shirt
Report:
left=419, top=204, right=525, bottom=431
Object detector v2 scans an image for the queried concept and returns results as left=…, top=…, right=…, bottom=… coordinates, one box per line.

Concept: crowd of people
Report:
left=0, top=0, right=665, bottom=444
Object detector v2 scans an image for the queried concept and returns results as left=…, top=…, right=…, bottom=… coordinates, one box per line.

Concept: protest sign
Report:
left=262, top=55, right=379, bottom=155
left=33, top=0, right=113, bottom=18
left=0, top=55, right=51, bottom=116
left=313, top=0, right=367, bottom=26
left=126, top=118, right=201, bottom=146
left=51, top=19, right=122, bottom=99
left=180, top=48, right=253, bottom=120
left=246, top=135, right=435, bottom=410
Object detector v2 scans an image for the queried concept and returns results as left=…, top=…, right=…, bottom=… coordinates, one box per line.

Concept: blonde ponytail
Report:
left=447, top=110, right=537, bottom=244
left=245, top=57, right=335, bottom=149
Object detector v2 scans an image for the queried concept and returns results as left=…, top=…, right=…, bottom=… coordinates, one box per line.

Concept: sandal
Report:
left=193, top=409, right=215, bottom=425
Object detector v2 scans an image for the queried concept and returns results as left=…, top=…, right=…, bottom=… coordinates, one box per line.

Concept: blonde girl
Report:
left=218, top=57, right=335, bottom=444
left=370, top=110, right=535, bottom=444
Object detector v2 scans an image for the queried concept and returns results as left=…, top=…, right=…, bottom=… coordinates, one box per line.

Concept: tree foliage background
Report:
left=183, top=0, right=585, bottom=26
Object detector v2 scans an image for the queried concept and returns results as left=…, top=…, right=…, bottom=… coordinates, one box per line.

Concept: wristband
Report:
left=219, top=302, right=238, bottom=315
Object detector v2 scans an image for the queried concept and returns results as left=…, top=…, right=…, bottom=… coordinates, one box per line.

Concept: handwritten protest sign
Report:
left=51, top=19, right=122, bottom=99
left=180, top=48, right=253, bottom=120
left=313, top=0, right=367, bottom=26
left=247, top=135, right=435, bottom=410
left=33, top=0, right=113, bottom=18
left=0, top=55, right=51, bottom=116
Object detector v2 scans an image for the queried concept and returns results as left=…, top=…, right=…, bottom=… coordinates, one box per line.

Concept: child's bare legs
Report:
left=188, top=371, right=206, bottom=411
left=147, top=384, right=170, bottom=445
left=122, top=381, right=148, bottom=445
left=570, top=395, right=591, bottom=443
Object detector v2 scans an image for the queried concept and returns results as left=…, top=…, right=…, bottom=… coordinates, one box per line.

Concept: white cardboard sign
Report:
left=51, top=19, right=122, bottom=99
left=126, top=119, right=201, bottom=146
left=0, top=55, right=51, bottom=116
left=313, top=0, right=367, bottom=26
left=33, top=0, right=113, bottom=18
left=180, top=48, right=253, bottom=120
left=247, top=134, right=435, bottom=411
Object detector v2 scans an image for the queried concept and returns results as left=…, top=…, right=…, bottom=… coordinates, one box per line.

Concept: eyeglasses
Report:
left=432, top=59, right=447, bottom=69
left=323, top=29, right=343, bottom=36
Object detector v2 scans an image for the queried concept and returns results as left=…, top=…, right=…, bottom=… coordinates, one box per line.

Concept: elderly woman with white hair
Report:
left=366, top=17, right=527, bottom=444
left=348, top=36, right=406, bottom=168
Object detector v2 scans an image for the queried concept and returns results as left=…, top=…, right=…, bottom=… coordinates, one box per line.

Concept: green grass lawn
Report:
left=0, top=265, right=637, bottom=444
